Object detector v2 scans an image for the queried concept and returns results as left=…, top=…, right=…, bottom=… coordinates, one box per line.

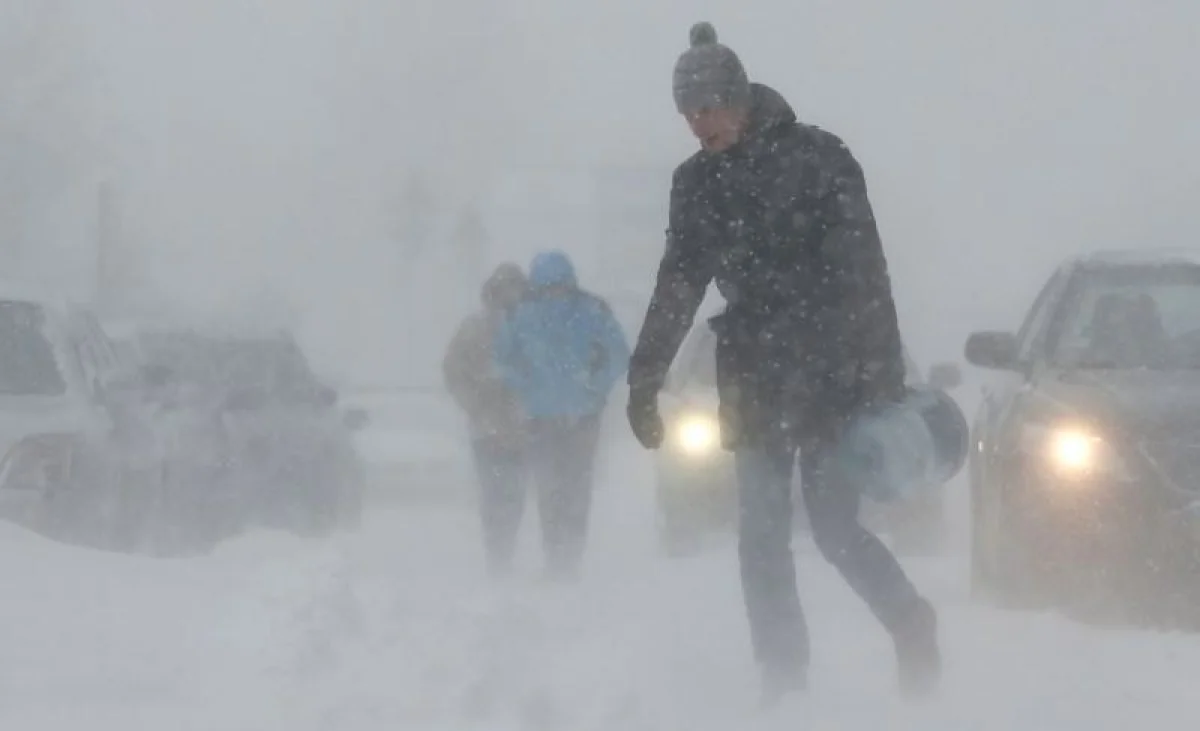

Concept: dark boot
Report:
left=893, top=596, right=941, bottom=698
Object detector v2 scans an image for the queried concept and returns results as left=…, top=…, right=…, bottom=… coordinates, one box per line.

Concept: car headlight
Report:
left=670, top=412, right=721, bottom=457
left=1021, top=422, right=1127, bottom=482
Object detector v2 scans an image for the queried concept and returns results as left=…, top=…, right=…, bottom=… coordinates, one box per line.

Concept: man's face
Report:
left=685, top=106, right=747, bottom=153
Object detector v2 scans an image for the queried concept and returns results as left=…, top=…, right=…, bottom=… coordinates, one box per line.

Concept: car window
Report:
left=0, top=301, right=68, bottom=396
left=1049, top=265, right=1200, bottom=369
left=141, top=332, right=322, bottom=399
left=1015, top=270, right=1068, bottom=364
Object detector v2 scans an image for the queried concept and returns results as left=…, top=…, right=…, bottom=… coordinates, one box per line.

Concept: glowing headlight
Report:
left=672, top=413, right=720, bottom=457
left=1022, top=423, right=1124, bottom=481
left=1047, top=428, right=1101, bottom=475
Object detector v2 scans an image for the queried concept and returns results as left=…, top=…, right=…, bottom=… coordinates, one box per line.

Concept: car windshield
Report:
left=0, top=301, right=67, bottom=396
left=140, top=332, right=323, bottom=400
left=1051, top=265, right=1200, bottom=369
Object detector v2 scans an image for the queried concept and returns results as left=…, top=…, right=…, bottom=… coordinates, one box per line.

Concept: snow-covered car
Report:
left=113, top=325, right=368, bottom=537
left=655, top=319, right=963, bottom=556
left=0, top=285, right=216, bottom=553
left=966, top=250, right=1200, bottom=622
left=338, top=386, right=472, bottom=503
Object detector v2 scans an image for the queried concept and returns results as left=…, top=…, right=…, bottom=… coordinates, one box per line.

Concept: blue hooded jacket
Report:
left=494, top=251, right=631, bottom=420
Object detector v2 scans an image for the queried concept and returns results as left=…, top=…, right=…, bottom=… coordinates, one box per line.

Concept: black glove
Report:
left=627, top=386, right=664, bottom=449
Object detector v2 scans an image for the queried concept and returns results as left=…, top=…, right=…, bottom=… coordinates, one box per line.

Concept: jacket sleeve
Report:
left=491, top=311, right=531, bottom=400
left=815, top=139, right=906, bottom=401
left=442, top=317, right=483, bottom=413
left=594, top=301, right=631, bottom=394
left=627, top=167, right=715, bottom=396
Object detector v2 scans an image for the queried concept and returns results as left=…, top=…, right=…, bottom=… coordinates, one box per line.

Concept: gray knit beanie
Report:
left=672, top=22, right=751, bottom=114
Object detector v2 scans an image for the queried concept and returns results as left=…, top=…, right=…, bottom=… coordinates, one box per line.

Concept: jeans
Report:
left=527, top=414, right=603, bottom=577
left=470, top=436, right=527, bottom=574
left=735, top=437, right=923, bottom=677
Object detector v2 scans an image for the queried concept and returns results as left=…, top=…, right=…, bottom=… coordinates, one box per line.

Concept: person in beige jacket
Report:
left=442, top=262, right=529, bottom=575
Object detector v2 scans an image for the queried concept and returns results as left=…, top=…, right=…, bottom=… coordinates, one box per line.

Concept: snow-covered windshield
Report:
left=1052, top=266, right=1200, bottom=369
left=0, top=301, right=67, bottom=396
left=138, top=332, right=323, bottom=400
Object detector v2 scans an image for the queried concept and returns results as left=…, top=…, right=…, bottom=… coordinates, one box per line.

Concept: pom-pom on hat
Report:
left=672, top=22, right=751, bottom=114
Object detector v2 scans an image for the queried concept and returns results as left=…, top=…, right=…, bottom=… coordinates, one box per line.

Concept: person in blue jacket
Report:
left=493, top=250, right=630, bottom=579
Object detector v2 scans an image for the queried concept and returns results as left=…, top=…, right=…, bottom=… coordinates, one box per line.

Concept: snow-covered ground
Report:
left=2, top=436, right=1198, bottom=731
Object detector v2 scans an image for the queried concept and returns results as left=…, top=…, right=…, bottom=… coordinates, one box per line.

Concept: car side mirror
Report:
left=964, top=331, right=1020, bottom=371
left=927, top=362, right=963, bottom=390
left=343, top=407, right=369, bottom=431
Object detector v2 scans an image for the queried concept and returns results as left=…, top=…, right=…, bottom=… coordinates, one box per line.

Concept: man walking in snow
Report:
left=493, top=251, right=630, bottom=581
left=625, top=23, right=940, bottom=702
left=443, top=262, right=531, bottom=577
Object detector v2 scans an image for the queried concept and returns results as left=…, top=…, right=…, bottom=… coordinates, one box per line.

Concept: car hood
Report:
left=1040, top=369, right=1200, bottom=433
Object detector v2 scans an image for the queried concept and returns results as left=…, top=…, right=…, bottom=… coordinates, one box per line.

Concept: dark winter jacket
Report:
left=443, top=268, right=529, bottom=443
left=494, top=252, right=631, bottom=420
left=628, top=83, right=905, bottom=446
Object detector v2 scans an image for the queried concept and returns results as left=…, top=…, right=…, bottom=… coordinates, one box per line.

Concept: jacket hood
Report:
left=481, top=262, right=527, bottom=311
left=744, top=83, right=797, bottom=138
left=528, top=251, right=578, bottom=288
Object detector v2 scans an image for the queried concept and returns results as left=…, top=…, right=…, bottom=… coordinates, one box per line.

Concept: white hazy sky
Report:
left=62, top=0, right=1200, bottom=384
